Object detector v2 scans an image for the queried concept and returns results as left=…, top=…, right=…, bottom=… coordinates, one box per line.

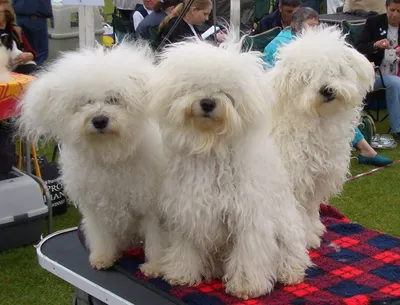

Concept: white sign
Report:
left=63, top=0, right=104, bottom=6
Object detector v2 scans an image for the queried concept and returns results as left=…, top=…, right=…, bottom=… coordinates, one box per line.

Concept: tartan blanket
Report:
left=114, top=205, right=400, bottom=305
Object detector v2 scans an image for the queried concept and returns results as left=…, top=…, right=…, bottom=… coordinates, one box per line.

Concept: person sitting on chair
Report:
left=357, top=0, right=400, bottom=140
left=262, top=7, right=319, bottom=67
left=113, top=0, right=141, bottom=21
left=132, top=0, right=155, bottom=31
left=272, top=0, right=321, bottom=14
left=253, top=0, right=301, bottom=35
left=136, top=0, right=183, bottom=40
left=157, top=0, right=212, bottom=47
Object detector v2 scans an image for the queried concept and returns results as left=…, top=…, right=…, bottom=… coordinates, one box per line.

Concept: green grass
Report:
left=330, top=116, right=400, bottom=237
left=0, top=111, right=399, bottom=304
left=0, top=207, right=81, bottom=305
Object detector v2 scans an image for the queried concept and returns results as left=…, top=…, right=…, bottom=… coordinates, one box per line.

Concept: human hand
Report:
left=395, top=46, right=400, bottom=56
left=374, top=39, right=390, bottom=49
left=13, top=52, right=34, bottom=66
left=216, top=30, right=226, bottom=42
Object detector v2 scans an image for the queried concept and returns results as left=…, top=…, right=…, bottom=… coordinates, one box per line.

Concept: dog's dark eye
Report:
left=87, top=99, right=95, bottom=105
left=106, top=96, right=119, bottom=105
left=319, top=86, right=335, bottom=102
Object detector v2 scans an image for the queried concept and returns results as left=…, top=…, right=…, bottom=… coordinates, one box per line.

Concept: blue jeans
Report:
left=16, top=16, right=49, bottom=66
left=374, top=75, right=400, bottom=133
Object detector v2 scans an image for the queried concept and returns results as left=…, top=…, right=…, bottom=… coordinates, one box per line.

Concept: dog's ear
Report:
left=0, top=34, right=12, bottom=50
left=346, top=47, right=375, bottom=95
left=17, top=75, right=60, bottom=143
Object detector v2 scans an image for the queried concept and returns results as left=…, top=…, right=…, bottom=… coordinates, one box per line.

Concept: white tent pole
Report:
left=212, top=0, right=217, bottom=43
left=79, top=6, right=96, bottom=48
left=230, top=0, right=240, bottom=38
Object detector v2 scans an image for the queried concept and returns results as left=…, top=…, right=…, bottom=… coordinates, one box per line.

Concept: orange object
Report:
left=0, top=73, right=40, bottom=180
left=31, top=143, right=42, bottom=179
left=0, top=72, right=36, bottom=120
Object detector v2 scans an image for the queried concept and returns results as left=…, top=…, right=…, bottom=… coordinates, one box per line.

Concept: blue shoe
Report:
left=358, top=154, right=393, bottom=167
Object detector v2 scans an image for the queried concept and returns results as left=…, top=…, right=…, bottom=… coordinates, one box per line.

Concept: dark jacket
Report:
left=357, top=13, right=400, bottom=67
left=158, top=17, right=201, bottom=46
left=13, top=0, right=53, bottom=18
left=253, top=10, right=281, bottom=35
left=136, top=11, right=167, bottom=40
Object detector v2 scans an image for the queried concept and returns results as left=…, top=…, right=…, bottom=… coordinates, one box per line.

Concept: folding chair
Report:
left=243, top=26, right=281, bottom=52
left=341, top=20, right=365, bottom=47
left=341, top=21, right=389, bottom=124
left=112, top=7, right=134, bottom=44
left=364, top=67, right=389, bottom=123
left=149, top=25, right=159, bottom=43
left=253, top=0, right=272, bottom=24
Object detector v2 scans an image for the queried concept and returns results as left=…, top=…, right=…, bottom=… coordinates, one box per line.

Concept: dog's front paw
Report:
left=163, top=272, right=202, bottom=287
left=162, top=264, right=202, bottom=287
left=306, top=233, right=321, bottom=249
left=139, top=262, right=163, bottom=278
left=89, top=251, right=120, bottom=270
left=313, top=220, right=326, bottom=238
left=277, top=264, right=306, bottom=285
left=277, top=250, right=312, bottom=285
left=224, top=276, right=274, bottom=300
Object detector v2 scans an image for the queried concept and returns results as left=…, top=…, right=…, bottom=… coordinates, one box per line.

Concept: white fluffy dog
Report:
left=268, top=27, right=375, bottom=249
left=18, top=43, right=165, bottom=270
left=143, top=37, right=311, bottom=299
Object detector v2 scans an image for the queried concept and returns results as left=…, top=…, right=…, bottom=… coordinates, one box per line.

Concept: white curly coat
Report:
left=267, top=27, right=375, bottom=249
left=17, top=43, right=165, bottom=270
left=142, top=37, right=312, bottom=300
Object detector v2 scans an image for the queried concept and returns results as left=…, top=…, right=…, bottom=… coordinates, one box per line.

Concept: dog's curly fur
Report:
left=142, top=36, right=312, bottom=299
left=268, top=27, right=375, bottom=249
left=17, top=43, right=165, bottom=270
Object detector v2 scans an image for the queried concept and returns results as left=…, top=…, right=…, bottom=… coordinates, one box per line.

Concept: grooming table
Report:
left=37, top=205, right=400, bottom=305
left=319, top=13, right=367, bottom=25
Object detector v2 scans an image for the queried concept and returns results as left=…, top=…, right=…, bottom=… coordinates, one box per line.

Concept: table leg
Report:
left=25, top=138, right=32, bottom=174
left=23, top=137, right=53, bottom=234
left=28, top=173, right=53, bottom=234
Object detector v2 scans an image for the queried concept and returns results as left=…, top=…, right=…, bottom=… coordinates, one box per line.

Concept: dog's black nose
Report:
left=200, top=99, right=216, bottom=113
left=91, top=115, right=109, bottom=130
left=320, top=86, right=336, bottom=102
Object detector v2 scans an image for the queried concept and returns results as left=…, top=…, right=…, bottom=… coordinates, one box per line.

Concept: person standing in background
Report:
left=113, top=0, right=141, bottom=21
left=327, top=0, right=344, bottom=14
left=12, top=0, right=52, bottom=66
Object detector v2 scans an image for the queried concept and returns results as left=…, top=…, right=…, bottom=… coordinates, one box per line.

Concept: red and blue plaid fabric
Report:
left=117, top=204, right=400, bottom=305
